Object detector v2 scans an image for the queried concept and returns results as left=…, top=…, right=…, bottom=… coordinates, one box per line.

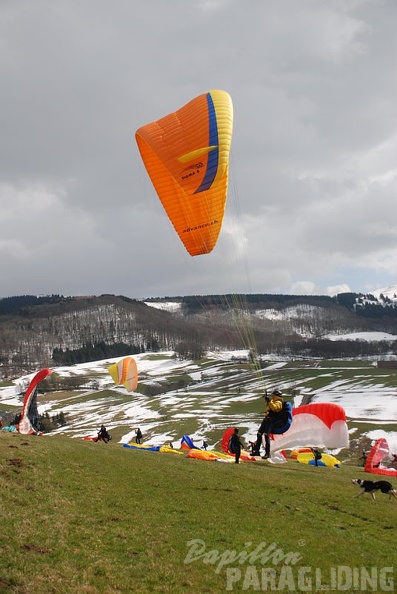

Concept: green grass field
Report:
left=1, top=431, right=396, bottom=594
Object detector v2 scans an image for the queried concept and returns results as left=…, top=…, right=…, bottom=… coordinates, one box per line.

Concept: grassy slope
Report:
left=1, top=431, right=396, bottom=594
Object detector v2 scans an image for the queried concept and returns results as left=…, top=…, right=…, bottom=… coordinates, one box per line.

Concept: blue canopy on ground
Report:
left=180, top=435, right=199, bottom=449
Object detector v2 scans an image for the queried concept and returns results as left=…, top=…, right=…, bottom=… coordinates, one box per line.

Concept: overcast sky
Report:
left=1, top=0, right=397, bottom=300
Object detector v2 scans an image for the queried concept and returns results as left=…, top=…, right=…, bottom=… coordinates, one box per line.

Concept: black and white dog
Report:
left=352, top=479, right=397, bottom=501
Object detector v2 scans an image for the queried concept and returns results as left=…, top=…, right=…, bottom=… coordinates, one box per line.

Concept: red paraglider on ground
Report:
left=18, top=368, right=52, bottom=435
left=221, top=428, right=256, bottom=461
left=270, top=402, right=349, bottom=457
left=364, top=437, right=397, bottom=477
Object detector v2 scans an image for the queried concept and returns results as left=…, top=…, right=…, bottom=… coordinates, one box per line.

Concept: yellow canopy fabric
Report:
left=108, top=357, right=138, bottom=392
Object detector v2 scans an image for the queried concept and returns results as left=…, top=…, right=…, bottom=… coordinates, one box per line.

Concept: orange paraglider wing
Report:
left=108, top=357, right=138, bottom=392
left=135, top=90, right=233, bottom=256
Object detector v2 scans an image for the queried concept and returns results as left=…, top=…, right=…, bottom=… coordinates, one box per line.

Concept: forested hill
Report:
left=1, top=291, right=397, bottom=375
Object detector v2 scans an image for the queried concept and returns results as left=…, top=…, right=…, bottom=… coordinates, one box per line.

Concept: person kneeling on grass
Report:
left=96, top=425, right=111, bottom=443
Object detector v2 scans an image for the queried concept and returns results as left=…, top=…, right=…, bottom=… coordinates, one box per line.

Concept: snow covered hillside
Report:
left=2, top=291, right=397, bottom=373
left=370, top=285, right=397, bottom=302
left=1, top=349, right=396, bottom=455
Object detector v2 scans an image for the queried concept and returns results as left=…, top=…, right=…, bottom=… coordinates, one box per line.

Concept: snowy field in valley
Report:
left=1, top=345, right=397, bottom=454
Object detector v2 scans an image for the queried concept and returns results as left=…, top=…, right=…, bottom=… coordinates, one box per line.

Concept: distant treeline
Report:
left=39, top=411, right=67, bottom=433
left=0, top=294, right=67, bottom=315
left=2, top=292, right=397, bottom=320
left=335, top=292, right=397, bottom=318
left=281, top=338, right=397, bottom=358
left=52, top=341, right=144, bottom=365
left=181, top=292, right=397, bottom=320
left=181, top=294, right=335, bottom=312
left=355, top=303, right=397, bottom=319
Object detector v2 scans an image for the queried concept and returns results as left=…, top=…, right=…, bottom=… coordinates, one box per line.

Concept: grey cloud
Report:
left=1, top=0, right=396, bottom=299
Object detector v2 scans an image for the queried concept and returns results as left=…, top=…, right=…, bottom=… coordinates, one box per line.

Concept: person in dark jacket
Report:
left=97, top=425, right=111, bottom=443
left=252, top=390, right=284, bottom=459
left=136, top=428, right=143, bottom=444
left=229, top=427, right=244, bottom=464
left=359, top=450, right=368, bottom=467
left=311, top=447, right=322, bottom=466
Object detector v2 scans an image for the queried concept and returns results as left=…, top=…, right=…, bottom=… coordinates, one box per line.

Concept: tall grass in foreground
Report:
left=0, top=432, right=396, bottom=593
